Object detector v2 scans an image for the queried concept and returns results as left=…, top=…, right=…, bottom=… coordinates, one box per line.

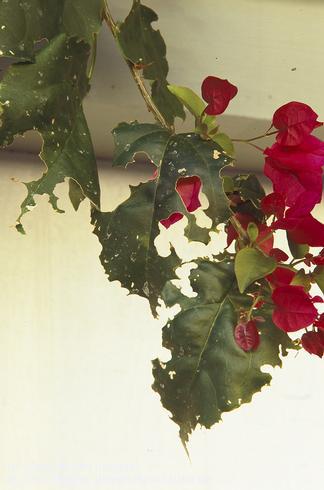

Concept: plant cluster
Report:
left=0, top=0, right=323, bottom=448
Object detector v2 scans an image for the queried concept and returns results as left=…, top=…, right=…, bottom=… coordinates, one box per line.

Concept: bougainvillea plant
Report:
left=0, top=1, right=323, bottom=450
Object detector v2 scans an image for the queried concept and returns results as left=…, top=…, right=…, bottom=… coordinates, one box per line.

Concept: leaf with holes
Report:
left=152, top=260, right=296, bottom=445
left=92, top=123, right=232, bottom=314
left=117, top=1, right=185, bottom=125
left=0, top=0, right=104, bottom=60
left=0, top=34, right=100, bottom=232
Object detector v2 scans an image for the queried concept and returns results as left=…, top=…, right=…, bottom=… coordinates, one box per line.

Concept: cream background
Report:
left=0, top=151, right=323, bottom=490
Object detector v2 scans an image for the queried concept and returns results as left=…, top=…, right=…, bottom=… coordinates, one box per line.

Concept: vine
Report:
left=0, top=0, right=323, bottom=450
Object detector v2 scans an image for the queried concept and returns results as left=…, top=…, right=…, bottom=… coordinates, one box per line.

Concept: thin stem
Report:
left=232, top=129, right=278, bottom=144
left=103, top=1, right=171, bottom=131
left=229, top=215, right=249, bottom=243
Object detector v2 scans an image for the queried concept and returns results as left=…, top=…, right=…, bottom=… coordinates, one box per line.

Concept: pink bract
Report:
left=201, top=76, right=238, bottom=115
left=176, top=176, right=201, bottom=212
left=160, top=212, right=183, bottom=229
left=272, top=101, right=322, bottom=147
left=272, top=285, right=318, bottom=332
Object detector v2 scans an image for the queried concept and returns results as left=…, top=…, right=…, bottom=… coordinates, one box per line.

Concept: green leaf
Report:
left=152, top=260, right=296, bottom=445
left=93, top=124, right=232, bottom=314
left=112, top=121, right=170, bottom=167
left=247, top=222, right=259, bottom=243
left=0, top=34, right=100, bottom=231
left=287, top=232, right=309, bottom=259
left=233, top=174, right=266, bottom=207
left=291, top=269, right=311, bottom=291
left=68, top=179, right=86, bottom=211
left=117, top=1, right=185, bottom=125
left=222, top=175, right=235, bottom=194
left=151, top=80, right=185, bottom=125
left=210, top=132, right=234, bottom=157
left=313, top=266, right=324, bottom=294
left=167, top=84, right=217, bottom=133
left=0, top=0, right=104, bottom=60
left=235, top=247, right=276, bottom=293
left=167, top=84, right=205, bottom=119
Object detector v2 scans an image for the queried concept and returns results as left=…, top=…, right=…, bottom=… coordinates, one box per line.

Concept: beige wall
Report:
left=0, top=151, right=323, bottom=489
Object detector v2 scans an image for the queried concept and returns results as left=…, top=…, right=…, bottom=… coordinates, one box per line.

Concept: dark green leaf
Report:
left=233, top=174, right=266, bottom=207
left=0, top=34, right=100, bottom=231
left=0, top=0, right=104, bottom=60
left=117, top=1, right=184, bottom=125
left=93, top=124, right=232, bottom=314
left=210, top=132, right=234, bottom=157
left=112, top=121, right=170, bottom=167
left=235, top=247, right=276, bottom=293
left=151, top=80, right=185, bottom=125
left=69, top=179, right=86, bottom=211
left=152, top=260, right=296, bottom=445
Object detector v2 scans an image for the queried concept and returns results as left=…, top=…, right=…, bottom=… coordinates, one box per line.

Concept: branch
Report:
left=103, top=1, right=171, bottom=131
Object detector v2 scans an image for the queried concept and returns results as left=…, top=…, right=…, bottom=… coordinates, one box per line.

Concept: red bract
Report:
left=261, top=192, right=285, bottom=219
left=266, top=267, right=295, bottom=288
left=234, top=321, right=260, bottom=352
left=176, top=176, right=201, bottom=212
left=301, top=331, right=324, bottom=358
left=315, top=314, right=324, bottom=329
left=272, top=101, right=322, bottom=147
left=160, top=212, right=183, bottom=229
left=312, top=249, right=324, bottom=266
left=269, top=248, right=289, bottom=262
left=272, top=285, right=318, bottom=332
left=227, top=213, right=274, bottom=254
left=264, top=136, right=324, bottom=210
left=272, top=214, right=324, bottom=247
left=201, top=76, right=238, bottom=116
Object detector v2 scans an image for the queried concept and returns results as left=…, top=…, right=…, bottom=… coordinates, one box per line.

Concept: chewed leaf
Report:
left=93, top=124, right=232, bottom=314
left=117, top=1, right=184, bottom=125
left=152, top=261, right=296, bottom=445
left=0, top=34, right=100, bottom=231
left=0, top=0, right=104, bottom=60
left=112, top=122, right=170, bottom=167
left=17, top=106, right=100, bottom=228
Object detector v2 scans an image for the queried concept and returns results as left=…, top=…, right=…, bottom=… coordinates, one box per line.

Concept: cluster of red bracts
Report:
left=264, top=101, right=324, bottom=246
left=261, top=102, right=324, bottom=356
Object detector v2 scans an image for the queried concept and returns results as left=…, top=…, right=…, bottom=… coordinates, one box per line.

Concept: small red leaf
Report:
left=160, top=212, right=183, bottom=229
left=201, top=76, right=238, bottom=116
left=176, top=176, right=201, bottom=212
left=272, top=285, right=318, bottom=332
left=301, top=331, right=324, bottom=358
left=269, top=248, right=289, bottom=262
left=234, top=321, right=260, bottom=352
left=315, top=313, right=324, bottom=329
